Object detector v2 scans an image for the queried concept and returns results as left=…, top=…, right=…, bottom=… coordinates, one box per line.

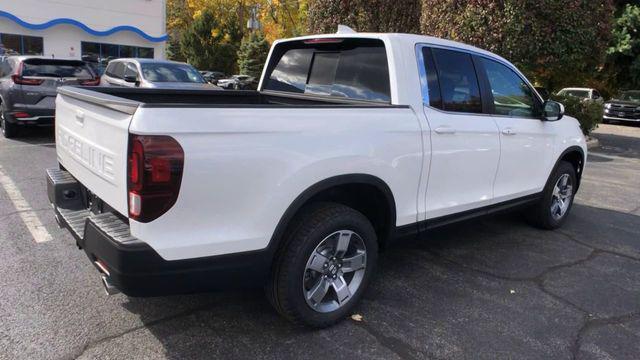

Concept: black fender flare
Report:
left=550, top=145, right=586, bottom=190
left=266, top=174, right=397, bottom=255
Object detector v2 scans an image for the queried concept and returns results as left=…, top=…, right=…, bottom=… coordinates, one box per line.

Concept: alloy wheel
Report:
left=303, top=230, right=367, bottom=313
left=550, top=173, right=573, bottom=221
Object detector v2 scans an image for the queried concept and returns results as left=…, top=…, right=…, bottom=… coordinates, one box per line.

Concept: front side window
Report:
left=428, top=48, right=483, bottom=113
left=480, top=57, right=540, bottom=118
left=124, top=63, right=139, bottom=78
left=264, top=38, right=391, bottom=102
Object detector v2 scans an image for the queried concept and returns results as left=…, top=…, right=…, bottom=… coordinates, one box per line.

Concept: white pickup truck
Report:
left=48, top=30, right=586, bottom=327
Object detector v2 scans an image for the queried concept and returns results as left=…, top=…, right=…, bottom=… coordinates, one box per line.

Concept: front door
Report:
left=476, top=56, right=554, bottom=202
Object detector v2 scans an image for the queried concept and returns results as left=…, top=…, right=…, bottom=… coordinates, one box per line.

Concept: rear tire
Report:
left=1, top=107, right=18, bottom=139
left=526, top=161, right=577, bottom=229
left=266, top=202, right=378, bottom=328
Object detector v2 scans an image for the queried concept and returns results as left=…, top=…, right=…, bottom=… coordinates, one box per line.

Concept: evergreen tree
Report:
left=237, top=32, right=270, bottom=77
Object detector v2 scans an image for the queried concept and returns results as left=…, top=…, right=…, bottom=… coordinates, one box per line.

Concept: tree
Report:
left=420, top=0, right=614, bottom=91
left=307, top=0, right=422, bottom=34
left=605, top=4, right=640, bottom=90
left=179, top=8, right=242, bottom=73
left=237, top=32, right=271, bottom=77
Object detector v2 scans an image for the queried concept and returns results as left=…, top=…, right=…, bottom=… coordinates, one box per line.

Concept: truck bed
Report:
left=58, top=86, right=398, bottom=115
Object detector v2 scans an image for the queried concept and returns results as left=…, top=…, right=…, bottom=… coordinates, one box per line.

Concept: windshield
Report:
left=21, top=60, right=94, bottom=79
left=141, top=63, right=205, bottom=83
left=616, top=91, right=640, bottom=102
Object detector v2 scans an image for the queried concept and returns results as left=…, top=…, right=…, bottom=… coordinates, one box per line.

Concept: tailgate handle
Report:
left=75, top=110, right=85, bottom=126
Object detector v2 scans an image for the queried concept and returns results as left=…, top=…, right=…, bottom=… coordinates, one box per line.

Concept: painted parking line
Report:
left=0, top=165, right=53, bottom=243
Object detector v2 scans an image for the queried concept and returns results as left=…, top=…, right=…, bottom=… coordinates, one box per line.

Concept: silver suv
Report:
left=0, top=56, right=98, bottom=138
left=100, top=59, right=220, bottom=89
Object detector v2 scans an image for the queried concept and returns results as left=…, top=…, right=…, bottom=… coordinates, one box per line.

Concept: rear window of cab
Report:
left=263, top=38, right=391, bottom=103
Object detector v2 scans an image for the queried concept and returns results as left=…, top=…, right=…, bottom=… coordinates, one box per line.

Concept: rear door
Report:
left=55, top=87, right=138, bottom=215
left=475, top=56, right=554, bottom=201
left=418, top=46, right=501, bottom=218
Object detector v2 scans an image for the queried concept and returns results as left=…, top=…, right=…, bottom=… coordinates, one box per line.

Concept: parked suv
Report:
left=49, top=32, right=586, bottom=327
left=603, top=90, right=640, bottom=123
left=101, top=59, right=220, bottom=89
left=0, top=56, right=99, bottom=138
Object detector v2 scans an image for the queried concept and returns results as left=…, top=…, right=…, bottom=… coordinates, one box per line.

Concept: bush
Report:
left=308, top=0, right=422, bottom=33
left=551, top=94, right=603, bottom=135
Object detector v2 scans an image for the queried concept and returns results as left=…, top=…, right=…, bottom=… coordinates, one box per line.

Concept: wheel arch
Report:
left=554, top=146, right=586, bottom=190
left=267, top=174, right=397, bottom=256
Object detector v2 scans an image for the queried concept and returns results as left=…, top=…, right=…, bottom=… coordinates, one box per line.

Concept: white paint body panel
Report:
left=55, top=94, right=131, bottom=215
left=128, top=106, right=423, bottom=260
left=54, top=33, right=587, bottom=261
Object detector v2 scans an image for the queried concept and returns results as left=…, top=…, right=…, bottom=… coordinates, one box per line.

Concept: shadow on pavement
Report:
left=3, top=127, right=55, bottom=146
left=591, top=132, right=640, bottom=160
left=105, top=203, right=639, bottom=359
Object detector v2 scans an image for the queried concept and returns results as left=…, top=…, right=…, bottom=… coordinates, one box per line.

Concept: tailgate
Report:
left=55, top=87, right=139, bottom=215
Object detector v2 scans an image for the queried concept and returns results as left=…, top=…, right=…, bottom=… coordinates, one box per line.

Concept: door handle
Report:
left=75, top=110, right=85, bottom=126
left=434, top=127, right=456, bottom=134
left=501, top=128, right=516, bottom=136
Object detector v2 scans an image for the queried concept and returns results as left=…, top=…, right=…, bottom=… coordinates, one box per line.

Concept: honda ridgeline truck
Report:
left=48, top=29, right=586, bottom=327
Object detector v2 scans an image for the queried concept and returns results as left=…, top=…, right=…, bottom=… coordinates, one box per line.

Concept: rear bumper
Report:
left=4, top=107, right=55, bottom=125
left=47, top=168, right=271, bottom=297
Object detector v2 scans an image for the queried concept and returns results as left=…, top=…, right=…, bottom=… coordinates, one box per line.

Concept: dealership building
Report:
left=0, top=0, right=166, bottom=70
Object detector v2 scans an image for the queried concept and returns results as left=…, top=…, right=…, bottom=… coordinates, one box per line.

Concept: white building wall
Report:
left=0, top=0, right=166, bottom=59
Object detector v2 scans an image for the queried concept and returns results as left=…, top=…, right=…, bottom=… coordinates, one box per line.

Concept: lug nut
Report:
left=332, top=274, right=337, bottom=279
left=323, top=263, right=328, bottom=268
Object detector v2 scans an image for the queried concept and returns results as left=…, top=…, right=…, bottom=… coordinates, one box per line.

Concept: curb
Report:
left=586, top=136, right=599, bottom=150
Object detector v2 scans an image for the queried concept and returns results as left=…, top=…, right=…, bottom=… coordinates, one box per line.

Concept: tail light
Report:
left=128, top=135, right=184, bottom=223
left=12, top=62, right=44, bottom=86
left=80, top=77, right=101, bottom=86
left=11, top=74, right=44, bottom=86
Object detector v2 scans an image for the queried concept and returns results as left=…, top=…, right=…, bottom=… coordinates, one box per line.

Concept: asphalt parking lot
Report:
left=1, top=124, right=639, bottom=360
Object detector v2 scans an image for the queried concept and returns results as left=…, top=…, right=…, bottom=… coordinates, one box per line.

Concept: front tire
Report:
left=267, top=203, right=378, bottom=328
left=526, top=161, right=577, bottom=229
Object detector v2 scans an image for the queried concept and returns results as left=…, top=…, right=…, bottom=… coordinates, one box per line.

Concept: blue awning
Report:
left=0, top=10, right=168, bottom=42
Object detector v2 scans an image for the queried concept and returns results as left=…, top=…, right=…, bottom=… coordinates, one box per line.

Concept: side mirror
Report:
left=123, top=75, right=138, bottom=83
left=543, top=100, right=564, bottom=121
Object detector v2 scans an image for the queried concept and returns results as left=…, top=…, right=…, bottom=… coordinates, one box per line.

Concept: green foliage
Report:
left=605, top=4, right=640, bottom=90
left=307, top=0, right=422, bottom=33
left=179, top=9, right=242, bottom=73
left=552, top=94, right=603, bottom=135
left=237, top=32, right=271, bottom=78
left=420, top=0, right=614, bottom=92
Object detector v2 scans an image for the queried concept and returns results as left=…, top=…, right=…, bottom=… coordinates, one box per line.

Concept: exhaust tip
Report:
left=101, top=275, right=121, bottom=296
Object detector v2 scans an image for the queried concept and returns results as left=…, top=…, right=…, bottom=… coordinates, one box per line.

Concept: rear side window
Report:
left=106, top=62, right=125, bottom=79
left=423, top=48, right=483, bottom=114
left=264, top=38, right=391, bottom=102
left=21, top=59, right=94, bottom=79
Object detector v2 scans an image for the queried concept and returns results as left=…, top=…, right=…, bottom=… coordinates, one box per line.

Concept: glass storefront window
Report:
left=0, top=33, right=42, bottom=56
left=81, top=42, right=157, bottom=76
left=138, top=47, right=154, bottom=59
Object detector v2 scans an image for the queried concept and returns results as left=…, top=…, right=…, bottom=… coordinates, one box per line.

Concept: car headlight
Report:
left=605, top=103, right=612, bottom=109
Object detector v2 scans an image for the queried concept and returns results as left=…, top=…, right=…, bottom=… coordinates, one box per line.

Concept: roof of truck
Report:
left=274, top=31, right=512, bottom=66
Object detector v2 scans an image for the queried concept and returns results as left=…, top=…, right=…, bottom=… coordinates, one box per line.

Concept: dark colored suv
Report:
left=0, top=56, right=99, bottom=138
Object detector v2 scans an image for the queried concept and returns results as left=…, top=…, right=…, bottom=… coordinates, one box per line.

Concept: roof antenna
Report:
left=337, top=25, right=357, bottom=34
